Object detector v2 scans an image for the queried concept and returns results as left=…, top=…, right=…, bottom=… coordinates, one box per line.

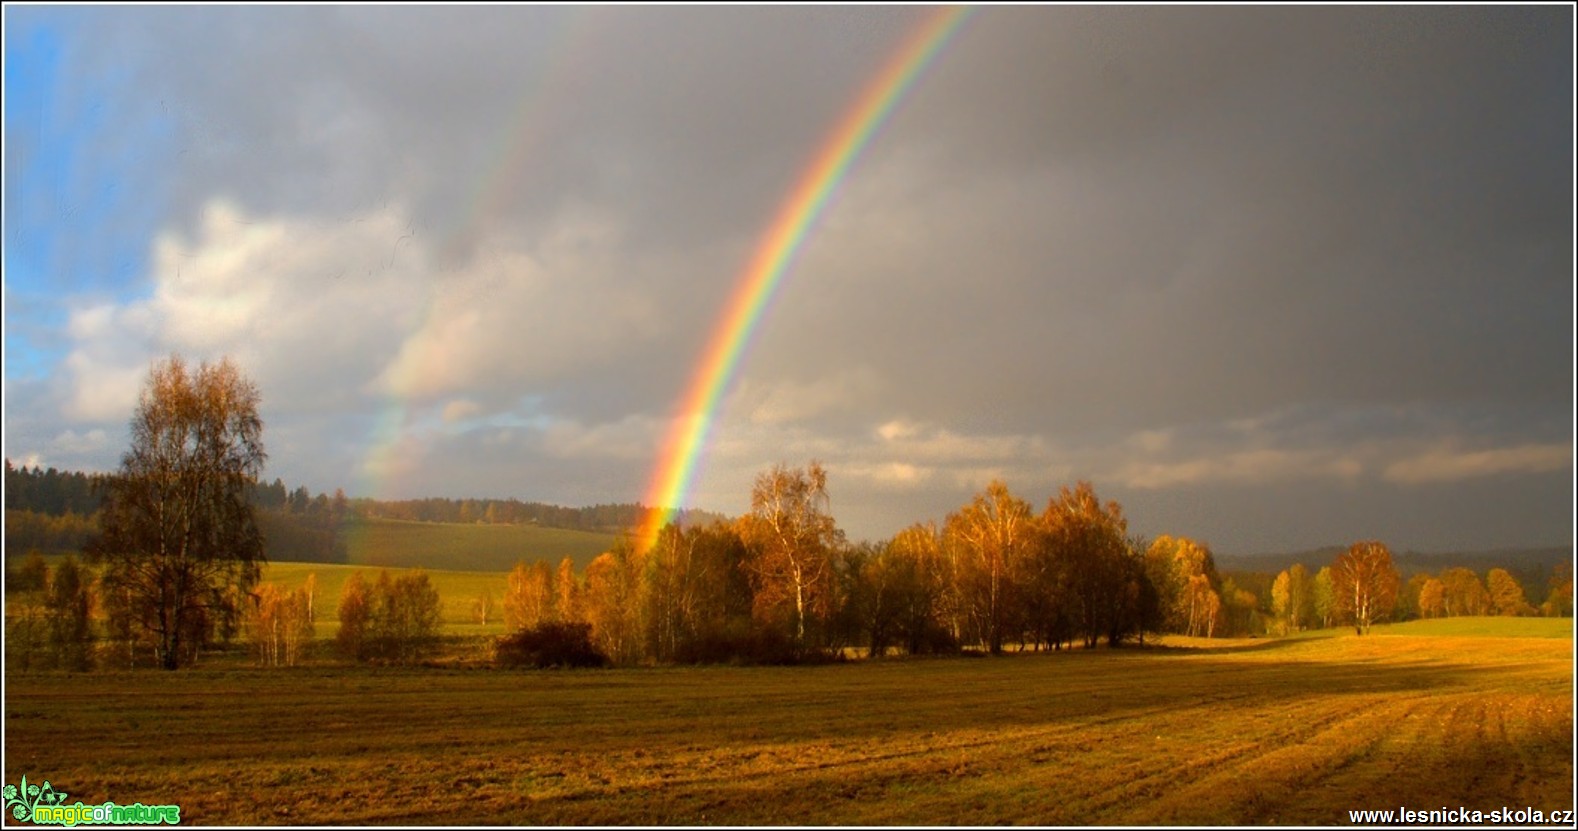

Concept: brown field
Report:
left=3, top=625, right=1572, bottom=825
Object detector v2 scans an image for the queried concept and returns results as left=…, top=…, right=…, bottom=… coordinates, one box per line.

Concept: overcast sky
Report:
left=3, top=5, right=1572, bottom=554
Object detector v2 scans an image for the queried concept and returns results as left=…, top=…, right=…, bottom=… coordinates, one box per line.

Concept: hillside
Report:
left=339, top=516, right=617, bottom=573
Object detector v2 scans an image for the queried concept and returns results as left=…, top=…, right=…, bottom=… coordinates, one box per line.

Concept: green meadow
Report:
left=6, top=517, right=617, bottom=577
left=340, top=517, right=617, bottom=573
left=263, top=561, right=513, bottom=635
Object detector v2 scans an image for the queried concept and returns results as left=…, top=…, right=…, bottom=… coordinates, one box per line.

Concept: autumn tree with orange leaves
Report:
left=738, top=462, right=843, bottom=649
left=1041, top=481, right=1146, bottom=648
left=1332, top=540, right=1401, bottom=635
left=943, top=480, right=1033, bottom=655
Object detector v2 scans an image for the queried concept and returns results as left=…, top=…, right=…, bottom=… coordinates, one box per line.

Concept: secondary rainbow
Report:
left=357, top=9, right=594, bottom=501
left=636, top=6, right=975, bottom=549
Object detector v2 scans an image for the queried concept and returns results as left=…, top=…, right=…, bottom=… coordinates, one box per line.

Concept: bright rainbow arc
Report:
left=635, top=6, right=975, bottom=550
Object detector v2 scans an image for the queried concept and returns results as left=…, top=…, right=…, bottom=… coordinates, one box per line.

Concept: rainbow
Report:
left=635, top=6, right=975, bottom=549
left=437, top=8, right=598, bottom=263
left=357, top=9, right=596, bottom=500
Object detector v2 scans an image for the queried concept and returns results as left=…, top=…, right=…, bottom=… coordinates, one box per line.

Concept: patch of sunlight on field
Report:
left=1371, top=616, right=1574, bottom=639
left=341, top=517, right=615, bottom=572
left=1150, top=633, right=1285, bottom=649
left=6, top=629, right=1570, bottom=825
left=263, top=562, right=510, bottom=627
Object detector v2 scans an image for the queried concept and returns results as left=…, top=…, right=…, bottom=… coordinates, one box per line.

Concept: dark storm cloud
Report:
left=754, top=5, right=1570, bottom=435
left=5, top=5, right=1570, bottom=551
left=40, top=5, right=925, bottom=257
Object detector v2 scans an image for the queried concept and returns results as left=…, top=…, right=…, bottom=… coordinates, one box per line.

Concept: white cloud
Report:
left=837, top=461, right=934, bottom=490
left=948, top=466, right=1018, bottom=492
left=1114, top=448, right=1365, bottom=490
left=441, top=399, right=484, bottom=424
left=63, top=350, right=150, bottom=422
left=151, top=200, right=286, bottom=350
left=877, top=419, right=922, bottom=441
left=50, top=428, right=109, bottom=456
left=369, top=215, right=660, bottom=402
left=690, top=414, right=1072, bottom=517
left=876, top=423, right=1048, bottom=466
left=733, top=368, right=884, bottom=426
left=56, top=198, right=669, bottom=428
left=1126, top=428, right=1173, bottom=454
left=66, top=304, right=120, bottom=340
left=59, top=299, right=161, bottom=422
left=1383, top=442, right=1572, bottom=485
left=58, top=199, right=426, bottom=424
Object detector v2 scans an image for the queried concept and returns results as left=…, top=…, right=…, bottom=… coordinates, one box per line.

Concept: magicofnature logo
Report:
left=5, top=777, right=180, bottom=826
left=6, top=777, right=67, bottom=820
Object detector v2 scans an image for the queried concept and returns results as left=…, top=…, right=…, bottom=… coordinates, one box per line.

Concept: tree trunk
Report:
left=794, top=574, right=806, bottom=646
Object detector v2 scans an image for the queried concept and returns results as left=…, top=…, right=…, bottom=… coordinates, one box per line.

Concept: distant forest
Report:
left=5, top=460, right=1568, bottom=622
left=348, top=494, right=726, bottom=533
left=3, top=460, right=721, bottom=564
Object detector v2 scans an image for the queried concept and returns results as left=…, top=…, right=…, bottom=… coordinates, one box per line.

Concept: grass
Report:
left=6, top=518, right=618, bottom=575
left=4, top=621, right=1570, bottom=825
left=341, top=517, right=616, bottom=573
left=263, top=562, right=512, bottom=633
left=1370, top=616, right=1574, bottom=639
left=5, top=560, right=516, bottom=634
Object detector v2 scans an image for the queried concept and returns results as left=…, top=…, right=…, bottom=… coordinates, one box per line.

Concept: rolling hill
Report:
left=339, top=516, right=617, bottom=573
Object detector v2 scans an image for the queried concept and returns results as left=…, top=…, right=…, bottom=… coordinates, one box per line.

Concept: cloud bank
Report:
left=4, top=5, right=1570, bottom=552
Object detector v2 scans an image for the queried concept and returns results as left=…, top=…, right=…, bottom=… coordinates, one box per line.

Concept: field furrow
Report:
left=4, top=626, right=1570, bottom=825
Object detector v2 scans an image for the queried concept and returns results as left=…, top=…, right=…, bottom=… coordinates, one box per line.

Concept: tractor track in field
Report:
left=5, top=630, right=1569, bottom=825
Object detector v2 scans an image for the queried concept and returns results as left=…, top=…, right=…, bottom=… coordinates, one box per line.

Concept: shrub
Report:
left=336, top=570, right=442, bottom=664
left=904, top=621, right=961, bottom=656
left=495, top=622, right=608, bottom=669
left=368, top=570, right=442, bottom=663
left=672, top=623, right=829, bottom=666
left=336, top=573, right=371, bottom=661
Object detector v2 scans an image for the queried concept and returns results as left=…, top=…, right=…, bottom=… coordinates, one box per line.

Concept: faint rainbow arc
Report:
left=437, top=8, right=598, bottom=264
left=357, top=9, right=597, bottom=501
left=636, top=6, right=975, bottom=548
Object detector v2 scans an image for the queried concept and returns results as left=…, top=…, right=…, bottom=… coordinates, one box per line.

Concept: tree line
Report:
left=6, top=549, right=446, bottom=671
left=10, top=461, right=1572, bottom=672
left=351, top=496, right=726, bottom=533
left=1268, top=559, right=1572, bottom=635
left=4, top=460, right=106, bottom=515
left=5, top=459, right=727, bottom=558
left=4, top=460, right=348, bottom=564
left=483, top=469, right=1170, bottom=666
left=475, top=465, right=1567, bottom=667
left=13, top=354, right=1570, bottom=672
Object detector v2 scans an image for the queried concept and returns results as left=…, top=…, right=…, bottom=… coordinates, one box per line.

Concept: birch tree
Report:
left=89, top=355, right=267, bottom=670
left=943, top=480, right=1032, bottom=654
left=738, top=462, right=842, bottom=649
left=1332, top=541, right=1400, bottom=635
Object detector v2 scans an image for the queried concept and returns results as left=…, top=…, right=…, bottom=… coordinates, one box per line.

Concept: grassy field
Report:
left=4, top=621, right=1570, bottom=825
left=341, top=517, right=616, bottom=572
left=4, top=517, right=617, bottom=576
left=1370, top=616, right=1574, bottom=639
left=264, top=561, right=512, bottom=634
left=4, top=560, right=515, bottom=635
